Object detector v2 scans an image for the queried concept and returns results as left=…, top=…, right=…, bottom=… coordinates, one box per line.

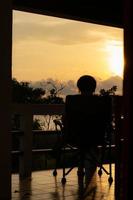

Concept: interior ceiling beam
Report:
left=13, top=0, right=123, bottom=28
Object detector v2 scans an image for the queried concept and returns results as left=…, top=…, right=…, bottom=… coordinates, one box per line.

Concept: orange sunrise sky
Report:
left=12, top=11, right=124, bottom=83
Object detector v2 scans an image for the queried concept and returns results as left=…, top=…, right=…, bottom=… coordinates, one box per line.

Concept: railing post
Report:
left=19, top=113, right=33, bottom=179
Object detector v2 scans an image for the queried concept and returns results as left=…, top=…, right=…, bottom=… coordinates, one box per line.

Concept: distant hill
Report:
left=96, top=76, right=123, bottom=95
left=30, top=75, right=123, bottom=97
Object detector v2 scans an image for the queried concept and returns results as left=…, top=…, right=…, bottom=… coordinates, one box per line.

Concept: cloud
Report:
left=30, top=75, right=123, bottom=97
left=13, top=11, right=123, bottom=45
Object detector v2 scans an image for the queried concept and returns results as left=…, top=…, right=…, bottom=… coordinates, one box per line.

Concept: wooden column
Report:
left=19, top=113, right=33, bottom=179
left=123, top=0, right=133, bottom=199
left=0, top=1, right=12, bottom=200
left=114, top=96, right=123, bottom=200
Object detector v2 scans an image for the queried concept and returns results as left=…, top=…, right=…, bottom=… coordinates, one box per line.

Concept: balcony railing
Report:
left=11, top=97, right=123, bottom=179
left=12, top=103, right=65, bottom=178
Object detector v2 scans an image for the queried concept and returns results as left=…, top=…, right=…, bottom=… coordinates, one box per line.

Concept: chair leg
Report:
left=61, top=147, right=80, bottom=184
left=98, top=144, right=106, bottom=177
left=97, top=142, right=113, bottom=185
left=108, top=162, right=113, bottom=185
left=61, top=169, right=66, bottom=184
left=108, top=144, right=113, bottom=185
left=61, top=145, right=67, bottom=184
left=53, top=169, right=57, bottom=176
left=52, top=144, right=62, bottom=177
left=53, top=153, right=59, bottom=176
left=77, top=151, right=85, bottom=177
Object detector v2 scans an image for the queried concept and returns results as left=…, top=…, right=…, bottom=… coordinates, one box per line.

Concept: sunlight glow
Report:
left=107, top=41, right=124, bottom=77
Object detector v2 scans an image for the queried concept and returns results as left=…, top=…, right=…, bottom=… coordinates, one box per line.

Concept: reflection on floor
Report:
left=12, top=164, right=115, bottom=200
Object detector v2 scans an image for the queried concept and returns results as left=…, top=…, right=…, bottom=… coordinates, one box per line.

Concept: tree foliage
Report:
left=12, top=78, right=64, bottom=104
left=12, top=78, right=64, bottom=130
left=12, top=78, right=45, bottom=103
left=99, top=86, right=117, bottom=96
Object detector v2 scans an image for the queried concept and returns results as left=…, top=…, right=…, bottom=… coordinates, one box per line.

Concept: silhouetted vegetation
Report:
left=12, top=78, right=65, bottom=104
left=12, top=78, right=45, bottom=103
left=12, top=78, right=65, bottom=131
left=45, top=81, right=65, bottom=104
left=32, top=119, right=42, bottom=130
left=99, top=86, right=117, bottom=96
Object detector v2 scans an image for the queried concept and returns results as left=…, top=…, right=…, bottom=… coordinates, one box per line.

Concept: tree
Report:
left=99, top=86, right=117, bottom=96
left=45, top=81, right=64, bottom=104
left=12, top=78, right=65, bottom=130
left=12, top=78, right=45, bottom=103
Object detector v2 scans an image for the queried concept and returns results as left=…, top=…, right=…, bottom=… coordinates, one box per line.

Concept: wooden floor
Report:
left=12, top=164, right=115, bottom=200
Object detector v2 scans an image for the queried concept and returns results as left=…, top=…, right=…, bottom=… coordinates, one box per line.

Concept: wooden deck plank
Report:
left=12, top=164, right=115, bottom=200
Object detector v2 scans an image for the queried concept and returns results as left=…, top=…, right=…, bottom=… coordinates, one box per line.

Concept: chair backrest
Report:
left=64, top=95, right=112, bottom=148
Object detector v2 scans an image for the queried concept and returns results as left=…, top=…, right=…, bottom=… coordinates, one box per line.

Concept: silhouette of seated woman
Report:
left=76, top=75, right=98, bottom=186
left=76, top=75, right=112, bottom=189
left=77, top=75, right=96, bottom=96
left=64, top=75, right=110, bottom=188
left=65, top=75, right=102, bottom=147
left=64, top=75, right=99, bottom=187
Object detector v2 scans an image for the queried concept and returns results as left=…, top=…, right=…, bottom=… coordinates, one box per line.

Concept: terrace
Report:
left=1, top=0, right=133, bottom=200
left=10, top=100, right=121, bottom=200
left=12, top=165, right=115, bottom=200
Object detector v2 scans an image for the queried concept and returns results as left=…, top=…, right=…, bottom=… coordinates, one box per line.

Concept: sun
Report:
left=107, top=41, right=124, bottom=77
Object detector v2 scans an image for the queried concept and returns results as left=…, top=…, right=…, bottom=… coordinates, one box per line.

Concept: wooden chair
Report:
left=53, top=95, right=113, bottom=185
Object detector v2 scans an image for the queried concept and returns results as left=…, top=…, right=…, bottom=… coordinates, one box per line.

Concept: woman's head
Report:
left=77, top=75, right=96, bottom=95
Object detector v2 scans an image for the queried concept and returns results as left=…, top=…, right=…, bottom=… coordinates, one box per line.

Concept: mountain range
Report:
left=31, top=75, right=123, bottom=97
